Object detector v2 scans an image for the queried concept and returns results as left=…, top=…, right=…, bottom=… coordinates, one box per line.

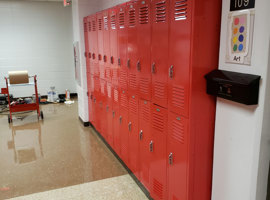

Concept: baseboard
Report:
left=79, top=116, right=90, bottom=127
left=89, top=124, right=153, bottom=200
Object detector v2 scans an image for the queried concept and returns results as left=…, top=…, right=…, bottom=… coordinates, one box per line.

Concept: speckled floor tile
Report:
left=9, top=175, right=148, bottom=200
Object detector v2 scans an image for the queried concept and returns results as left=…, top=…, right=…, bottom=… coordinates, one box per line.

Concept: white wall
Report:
left=0, top=0, right=75, bottom=97
left=212, top=0, right=270, bottom=200
left=72, top=0, right=128, bottom=122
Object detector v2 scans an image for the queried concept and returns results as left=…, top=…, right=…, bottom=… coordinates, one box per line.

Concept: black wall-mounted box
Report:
left=205, top=70, right=261, bottom=105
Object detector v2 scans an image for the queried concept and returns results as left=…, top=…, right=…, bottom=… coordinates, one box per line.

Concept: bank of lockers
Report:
left=83, top=0, right=221, bottom=199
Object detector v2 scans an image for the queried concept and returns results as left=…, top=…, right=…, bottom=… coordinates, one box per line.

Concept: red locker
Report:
left=112, top=87, right=120, bottom=155
left=137, top=0, right=152, bottom=100
left=168, top=0, right=192, bottom=117
left=138, top=99, right=152, bottom=190
left=151, top=0, right=169, bottom=108
left=97, top=12, right=105, bottom=80
left=106, top=82, right=113, bottom=146
left=83, top=17, right=90, bottom=74
left=167, top=112, right=189, bottom=200
left=128, top=94, right=139, bottom=177
left=117, top=4, right=128, bottom=91
left=90, top=15, right=99, bottom=76
left=103, top=10, right=111, bottom=82
left=149, top=104, right=168, bottom=200
left=119, top=89, right=129, bottom=164
left=127, top=1, right=139, bottom=94
left=110, top=7, right=119, bottom=86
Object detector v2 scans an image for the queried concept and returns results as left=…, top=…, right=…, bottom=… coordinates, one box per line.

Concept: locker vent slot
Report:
left=112, top=69, right=118, bottom=81
left=171, top=118, right=184, bottom=144
left=140, top=77, right=150, bottom=95
left=155, top=1, right=166, bottom=23
left=107, top=84, right=112, bottom=98
left=94, top=78, right=100, bottom=92
left=104, top=16, right=109, bottom=30
left=114, top=89, right=119, bottom=102
left=84, top=22, right=87, bottom=32
left=129, top=73, right=137, bottom=90
left=129, top=97, right=138, bottom=115
left=141, top=102, right=150, bottom=123
left=119, top=12, right=125, bottom=28
left=175, top=0, right=187, bottom=21
left=98, top=18, right=102, bottom=30
left=139, top=6, right=149, bottom=24
left=129, top=9, right=136, bottom=27
left=120, top=93, right=129, bottom=110
left=111, top=14, right=116, bottom=29
left=92, top=20, right=96, bottom=31
left=88, top=22, right=92, bottom=32
left=153, top=179, right=164, bottom=199
left=152, top=110, right=165, bottom=133
left=154, top=81, right=166, bottom=100
left=101, top=81, right=105, bottom=95
left=119, top=70, right=128, bottom=89
left=172, top=86, right=185, bottom=109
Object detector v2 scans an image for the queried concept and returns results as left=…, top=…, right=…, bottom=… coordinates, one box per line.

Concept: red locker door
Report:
left=83, top=17, right=90, bottom=74
left=117, top=4, right=128, bottom=91
left=151, top=0, right=169, bottom=108
left=119, top=89, right=129, bottom=164
left=137, top=0, right=152, bottom=100
left=103, top=10, right=111, bottom=82
left=88, top=17, right=95, bottom=75
left=91, top=15, right=99, bottom=76
left=110, top=8, right=119, bottom=86
left=128, top=94, right=139, bottom=177
left=139, top=99, right=151, bottom=190
left=100, top=80, right=107, bottom=137
left=149, top=104, right=168, bottom=200
left=127, top=1, right=139, bottom=95
left=106, top=82, right=113, bottom=146
left=112, top=87, right=120, bottom=155
left=167, top=112, right=188, bottom=200
left=97, top=12, right=105, bottom=80
left=168, top=0, right=191, bottom=117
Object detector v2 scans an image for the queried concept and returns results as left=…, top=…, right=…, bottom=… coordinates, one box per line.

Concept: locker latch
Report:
left=151, top=62, right=156, bottom=74
left=89, top=52, right=91, bottom=59
left=98, top=54, right=102, bottom=61
left=169, top=65, right=174, bottom=79
left=119, top=116, right=122, bottom=124
left=106, top=105, right=109, bottom=112
left=111, top=56, right=114, bottom=64
left=139, top=130, right=143, bottom=140
left=118, top=58, right=121, bottom=66
left=128, top=122, right=132, bottom=131
left=92, top=53, right=95, bottom=59
left=149, top=141, right=154, bottom=152
left=137, top=60, right=141, bottom=71
left=127, top=59, right=131, bottom=68
left=103, top=55, right=107, bottom=62
left=94, top=98, right=96, bottom=103
left=169, top=153, right=173, bottom=165
left=112, top=111, right=115, bottom=118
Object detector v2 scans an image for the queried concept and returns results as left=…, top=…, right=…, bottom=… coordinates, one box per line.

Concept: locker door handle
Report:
left=84, top=52, right=87, bottom=58
left=169, top=153, right=173, bottom=165
left=127, top=59, right=131, bottom=68
left=106, top=105, right=109, bottom=112
left=137, top=60, right=141, bottom=71
left=149, top=141, right=153, bottom=152
left=112, top=111, right=115, bottom=118
left=111, top=56, right=114, bottom=64
left=139, top=130, right=143, bottom=140
left=93, top=98, right=96, bottom=103
left=103, top=55, right=107, bottom=62
left=89, top=52, right=91, bottom=58
left=169, top=65, right=174, bottom=79
left=98, top=54, right=102, bottom=61
left=118, top=58, right=121, bottom=66
left=128, top=122, right=132, bottom=132
left=151, top=62, right=156, bottom=74
left=119, top=116, right=122, bottom=124
left=92, top=53, right=95, bottom=59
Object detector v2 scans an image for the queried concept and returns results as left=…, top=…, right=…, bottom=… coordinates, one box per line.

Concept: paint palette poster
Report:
left=226, top=10, right=254, bottom=65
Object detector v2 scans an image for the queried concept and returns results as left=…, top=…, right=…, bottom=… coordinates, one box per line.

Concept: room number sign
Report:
left=230, top=0, right=255, bottom=11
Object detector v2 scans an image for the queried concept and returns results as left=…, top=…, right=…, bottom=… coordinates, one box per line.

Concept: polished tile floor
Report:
left=0, top=102, right=148, bottom=200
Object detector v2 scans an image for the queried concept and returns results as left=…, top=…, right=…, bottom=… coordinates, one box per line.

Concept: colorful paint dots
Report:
left=238, top=44, right=244, bottom=51
left=233, top=37, right=238, bottom=44
left=239, top=17, right=245, bottom=24
left=233, top=44, right=238, bottom=52
left=238, top=34, right=244, bottom=42
left=233, top=28, right=238, bottom=34
left=234, top=18, right=239, bottom=25
left=239, top=26, right=245, bottom=33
